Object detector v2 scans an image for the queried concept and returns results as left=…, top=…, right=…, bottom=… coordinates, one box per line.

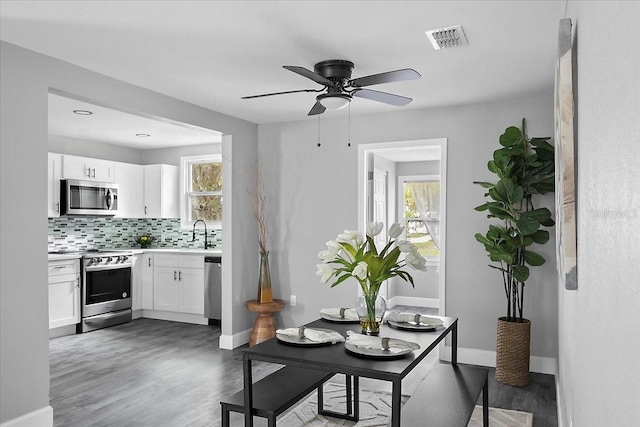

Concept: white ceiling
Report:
left=1, top=1, right=566, bottom=146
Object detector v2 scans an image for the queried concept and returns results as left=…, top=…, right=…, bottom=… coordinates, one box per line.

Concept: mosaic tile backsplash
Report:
left=48, top=217, right=222, bottom=252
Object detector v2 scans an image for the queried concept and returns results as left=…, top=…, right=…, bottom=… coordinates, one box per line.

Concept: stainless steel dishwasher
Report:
left=204, top=256, right=222, bottom=322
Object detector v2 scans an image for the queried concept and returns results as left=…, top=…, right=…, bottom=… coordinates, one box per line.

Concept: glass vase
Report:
left=356, top=293, right=386, bottom=335
left=257, top=251, right=273, bottom=304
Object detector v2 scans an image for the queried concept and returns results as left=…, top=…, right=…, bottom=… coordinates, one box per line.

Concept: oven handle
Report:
left=85, top=263, right=132, bottom=272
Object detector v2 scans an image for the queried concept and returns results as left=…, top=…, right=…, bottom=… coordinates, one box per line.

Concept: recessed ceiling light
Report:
left=136, top=133, right=150, bottom=137
left=73, top=109, right=93, bottom=115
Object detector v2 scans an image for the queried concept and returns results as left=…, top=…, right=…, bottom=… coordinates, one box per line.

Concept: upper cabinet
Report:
left=114, top=162, right=145, bottom=218
left=144, top=164, right=178, bottom=218
left=48, top=153, right=62, bottom=217
left=62, top=154, right=115, bottom=182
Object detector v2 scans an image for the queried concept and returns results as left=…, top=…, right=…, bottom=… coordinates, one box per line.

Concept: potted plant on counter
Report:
left=474, top=118, right=555, bottom=386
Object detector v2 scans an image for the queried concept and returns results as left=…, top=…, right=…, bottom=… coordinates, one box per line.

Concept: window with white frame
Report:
left=398, top=175, right=441, bottom=260
left=181, top=154, right=222, bottom=229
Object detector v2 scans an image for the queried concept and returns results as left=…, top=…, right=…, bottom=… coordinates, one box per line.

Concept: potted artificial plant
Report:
left=474, top=118, right=555, bottom=386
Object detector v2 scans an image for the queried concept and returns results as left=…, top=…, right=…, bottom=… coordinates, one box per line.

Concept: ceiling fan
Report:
left=242, top=59, right=421, bottom=116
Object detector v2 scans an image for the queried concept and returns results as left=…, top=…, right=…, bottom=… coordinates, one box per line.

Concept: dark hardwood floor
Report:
left=49, top=318, right=557, bottom=426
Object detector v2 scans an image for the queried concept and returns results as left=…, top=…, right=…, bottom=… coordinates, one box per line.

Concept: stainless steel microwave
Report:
left=60, top=179, right=118, bottom=216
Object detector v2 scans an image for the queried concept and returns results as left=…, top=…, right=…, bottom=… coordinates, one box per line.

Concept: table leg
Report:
left=390, top=378, right=402, bottom=427
left=243, top=354, right=253, bottom=427
left=452, top=320, right=458, bottom=367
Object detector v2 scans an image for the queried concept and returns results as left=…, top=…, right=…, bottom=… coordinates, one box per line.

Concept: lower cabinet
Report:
left=132, top=253, right=154, bottom=311
left=153, top=254, right=204, bottom=315
left=48, top=259, right=80, bottom=329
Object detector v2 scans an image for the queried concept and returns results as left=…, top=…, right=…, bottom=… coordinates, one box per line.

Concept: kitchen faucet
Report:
left=192, top=220, right=211, bottom=249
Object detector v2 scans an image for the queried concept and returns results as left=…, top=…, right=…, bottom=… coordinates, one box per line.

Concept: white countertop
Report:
left=48, top=248, right=222, bottom=261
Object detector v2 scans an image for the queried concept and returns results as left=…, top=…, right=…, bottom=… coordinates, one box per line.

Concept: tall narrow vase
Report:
left=356, top=294, right=386, bottom=335
left=257, top=251, right=273, bottom=304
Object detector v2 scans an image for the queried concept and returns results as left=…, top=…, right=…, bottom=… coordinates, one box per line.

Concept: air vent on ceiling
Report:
left=426, top=25, right=468, bottom=50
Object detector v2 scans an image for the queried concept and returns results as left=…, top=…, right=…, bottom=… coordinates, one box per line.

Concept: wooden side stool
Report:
left=245, top=299, right=285, bottom=346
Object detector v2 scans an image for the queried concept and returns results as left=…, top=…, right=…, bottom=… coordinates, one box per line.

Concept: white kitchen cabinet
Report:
left=62, top=154, right=115, bottom=182
left=48, top=153, right=62, bottom=217
left=143, top=164, right=178, bottom=218
left=153, top=254, right=204, bottom=315
left=140, top=253, right=154, bottom=310
left=48, top=258, right=81, bottom=329
left=114, top=161, right=145, bottom=218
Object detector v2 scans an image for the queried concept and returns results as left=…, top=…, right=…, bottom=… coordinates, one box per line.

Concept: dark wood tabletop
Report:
left=241, top=315, right=458, bottom=427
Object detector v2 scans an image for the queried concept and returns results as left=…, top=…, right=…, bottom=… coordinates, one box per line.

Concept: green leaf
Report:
left=516, top=215, right=540, bottom=235
left=521, top=208, right=552, bottom=223
left=529, top=230, right=550, bottom=244
left=473, top=181, right=495, bottom=189
left=499, top=126, right=523, bottom=147
left=524, top=250, right=546, bottom=266
left=512, top=265, right=530, bottom=282
left=330, top=274, right=352, bottom=288
left=474, top=202, right=492, bottom=212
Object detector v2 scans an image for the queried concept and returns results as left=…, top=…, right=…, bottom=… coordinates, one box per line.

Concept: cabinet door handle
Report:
left=144, top=206, right=148, bottom=215
left=56, top=202, right=60, bottom=213
left=174, top=270, right=177, bottom=281
left=148, top=257, right=151, bottom=267
left=76, top=277, right=80, bottom=288
left=178, top=271, right=182, bottom=281
left=91, top=168, right=96, bottom=178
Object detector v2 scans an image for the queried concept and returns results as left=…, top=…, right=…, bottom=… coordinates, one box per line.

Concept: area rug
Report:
left=275, top=382, right=533, bottom=427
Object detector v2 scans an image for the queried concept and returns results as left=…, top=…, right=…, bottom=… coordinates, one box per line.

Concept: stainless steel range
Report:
left=78, top=251, right=133, bottom=333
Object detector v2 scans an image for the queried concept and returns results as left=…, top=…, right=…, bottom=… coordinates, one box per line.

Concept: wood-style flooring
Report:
left=49, top=318, right=557, bottom=426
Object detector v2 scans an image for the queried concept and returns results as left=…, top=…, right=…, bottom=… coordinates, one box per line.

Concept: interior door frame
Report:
left=357, top=138, right=447, bottom=321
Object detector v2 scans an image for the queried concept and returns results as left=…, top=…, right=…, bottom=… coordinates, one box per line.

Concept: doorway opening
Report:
left=357, top=139, right=447, bottom=315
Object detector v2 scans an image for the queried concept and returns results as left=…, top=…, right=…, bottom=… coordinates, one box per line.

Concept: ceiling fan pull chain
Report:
left=347, top=103, right=351, bottom=147
left=317, top=115, right=321, bottom=147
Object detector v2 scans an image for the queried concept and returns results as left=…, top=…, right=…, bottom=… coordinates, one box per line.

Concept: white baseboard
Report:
left=141, top=310, right=208, bottom=325
left=219, top=327, right=252, bottom=350
left=556, top=373, right=566, bottom=427
left=387, top=296, right=439, bottom=309
left=48, top=324, right=76, bottom=339
left=441, top=346, right=557, bottom=375
left=0, top=406, right=53, bottom=427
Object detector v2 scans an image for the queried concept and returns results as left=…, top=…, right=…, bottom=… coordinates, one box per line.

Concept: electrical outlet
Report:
left=290, top=295, right=297, bottom=306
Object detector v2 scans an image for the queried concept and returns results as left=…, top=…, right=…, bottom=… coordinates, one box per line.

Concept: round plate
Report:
left=344, top=342, right=413, bottom=359
left=320, top=313, right=360, bottom=324
left=387, top=319, right=443, bottom=331
left=276, top=328, right=340, bottom=347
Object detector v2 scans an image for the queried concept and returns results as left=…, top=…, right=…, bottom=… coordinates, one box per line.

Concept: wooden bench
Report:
left=220, top=366, right=358, bottom=427
left=402, top=363, right=489, bottom=427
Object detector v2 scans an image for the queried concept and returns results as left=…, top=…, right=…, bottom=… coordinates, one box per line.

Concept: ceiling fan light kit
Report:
left=243, top=59, right=421, bottom=116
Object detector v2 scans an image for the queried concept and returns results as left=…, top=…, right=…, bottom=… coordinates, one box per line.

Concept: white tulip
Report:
left=351, top=261, right=368, bottom=280
left=338, top=230, right=364, bottom=248
left=366, top=222, right=384, bottom=237
left=318, top=249, right=338, bottom=262
left=405, top=253, right=428, bottom=272
left=326, top=240, right=342, bottom=250
left=398, top=241, right=419, bottom=253
left=388, top=223, right=405, bottom=238
left=316, top=263, right=334, bottom=283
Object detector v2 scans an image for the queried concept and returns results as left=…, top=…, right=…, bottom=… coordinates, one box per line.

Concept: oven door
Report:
left=82, top=264, right=132, bottom=317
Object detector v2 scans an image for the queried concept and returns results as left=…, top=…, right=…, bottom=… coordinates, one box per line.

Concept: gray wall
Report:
left=258, top=94, right=558, bottom=363
left=558, top=2, right=640, bottom=426
left=0, top=41, right=257, bottom=424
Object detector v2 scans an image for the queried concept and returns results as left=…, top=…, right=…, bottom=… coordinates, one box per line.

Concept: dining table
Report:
left=241, top=314, right=458, bottom=427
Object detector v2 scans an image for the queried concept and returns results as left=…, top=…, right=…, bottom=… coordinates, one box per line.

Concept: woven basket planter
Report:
left=496, top=317, right=531, bottom=386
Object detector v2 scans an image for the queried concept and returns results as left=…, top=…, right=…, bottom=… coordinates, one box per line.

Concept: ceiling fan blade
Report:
left=349, top=68, right=421, bottom=87
left=308, top=101, right=326, bottom=116
left=352, top=89, right=412, bottom=106
left=241, top=89, right=320, bottom=99
left=283, top=66, right=332, bottom=86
